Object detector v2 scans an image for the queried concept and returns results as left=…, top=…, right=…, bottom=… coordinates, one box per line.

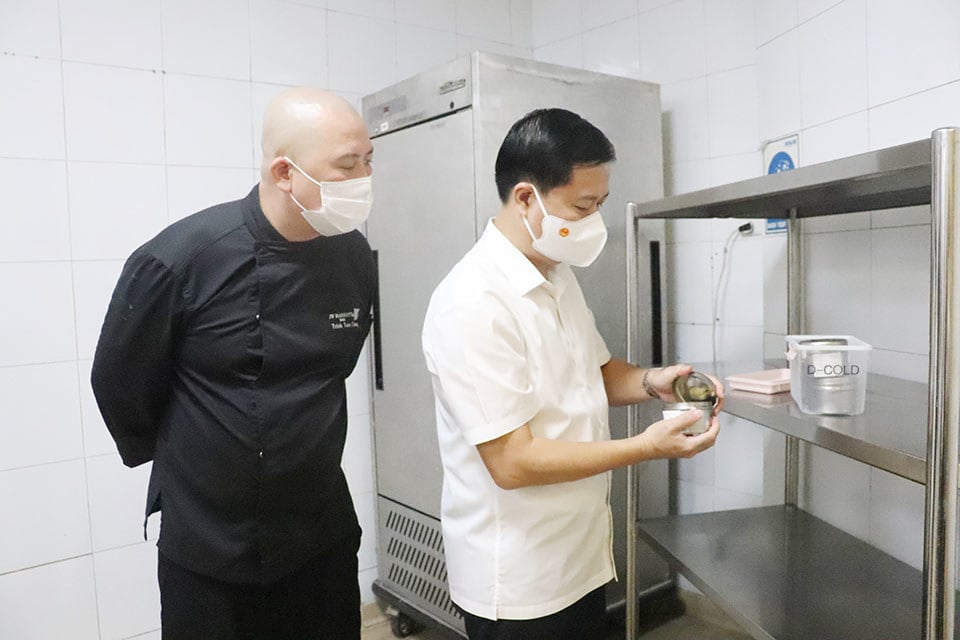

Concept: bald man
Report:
left=92, top=88, right=375, bottom=639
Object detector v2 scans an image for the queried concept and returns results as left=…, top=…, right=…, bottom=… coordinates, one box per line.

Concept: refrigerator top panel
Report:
left=362, top=56, right=473, bottom=138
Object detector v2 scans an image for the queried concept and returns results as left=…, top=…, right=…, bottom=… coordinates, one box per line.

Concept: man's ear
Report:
left=513, top=182, right=535, bottom=211
left=271, top=157, right=294, bottom=191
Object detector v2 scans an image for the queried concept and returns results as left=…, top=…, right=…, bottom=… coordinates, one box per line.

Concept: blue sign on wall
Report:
left=764, top=135, right=799, bottom=234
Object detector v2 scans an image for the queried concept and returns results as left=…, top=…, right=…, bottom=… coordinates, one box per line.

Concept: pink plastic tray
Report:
left=725, top=368, right=791, bottom=394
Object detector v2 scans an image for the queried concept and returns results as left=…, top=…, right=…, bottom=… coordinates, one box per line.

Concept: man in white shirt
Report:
left=422, top=108, right=722, bottom=640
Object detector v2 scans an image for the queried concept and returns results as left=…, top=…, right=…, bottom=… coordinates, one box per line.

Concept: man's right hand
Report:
left=635, top=410, right=720, bottom=460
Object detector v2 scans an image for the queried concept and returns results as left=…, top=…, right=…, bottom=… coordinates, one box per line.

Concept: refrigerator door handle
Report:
left=372, top=249, right=384, bottom=391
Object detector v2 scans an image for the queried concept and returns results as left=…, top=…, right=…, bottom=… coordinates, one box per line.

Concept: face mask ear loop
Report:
left=522, top=185, right=549, bottom=242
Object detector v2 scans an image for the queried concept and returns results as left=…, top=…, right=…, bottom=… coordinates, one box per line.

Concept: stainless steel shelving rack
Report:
left=624, top=129, right=960, bottom=639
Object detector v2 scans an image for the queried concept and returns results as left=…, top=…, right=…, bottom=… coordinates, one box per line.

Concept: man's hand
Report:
left=635, top=410, right=720, bottom=459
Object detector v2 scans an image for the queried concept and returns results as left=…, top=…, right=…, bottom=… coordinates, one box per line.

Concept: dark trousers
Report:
left=158, top=539, right=360, bottom=640
left=460, top=586, right=606, bottom=640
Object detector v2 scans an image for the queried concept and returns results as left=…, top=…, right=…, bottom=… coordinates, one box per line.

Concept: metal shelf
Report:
left=704, top=362, right=940, bottom=485
left=636, top=505, right=959, bottom=640
left=634, top=138, right=931, bottom=219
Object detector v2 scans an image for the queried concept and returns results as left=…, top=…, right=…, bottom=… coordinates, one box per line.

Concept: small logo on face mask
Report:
left=559, top=227, right=570, bottom=237
left=329, top=308, right=362, bottom=330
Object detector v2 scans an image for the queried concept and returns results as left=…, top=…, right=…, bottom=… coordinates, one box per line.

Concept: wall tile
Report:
left=582, top=0, right=637, bottom=31
left=0, top=159, right=70, bottom=262
left=0, top=262, right=76, bottom=367
left=94, top=543, right=161, bottom=640
left=397, top=24, right=458, bottom=81
left=714, top=235, right=764, bottom=327
left=68, top=162, right=167, bottom=261
left=669, top=322, right=713, bottom=364
left=458, top=35, right=515, bottom=57
left=327, top=0, right=395, bottom=20
left=797, top=0, right=844, bottom=22
left=531, top=0, right=581, bottom=48
left=87, top=454, right=154, bottom=552
left=868, top=80, right=960, bottom=150
left=63, top=63, right=165, bottom=164
left=161, top=0, right=250, bottom=80
left=639, top=0, right=707, bottom=84
left=0, top=362, right=83, bottom=471
left=167, top=166, right=255, bottom=223
left=0, top=0, right=61, bottom=58
left=396, top=0, right=456, bottom=31
left=250, top=0, right=327, bottom=87
left=798, top=0, right=868, bottom=127
left=0, top=56, right=65, bottom=159
left=705, top=0, right=756, bottom=73
left=867, top=0, right=960, bottom=106
left=756, top=31, right=801, bottom=141
left=756, top=0, right=797, bottom=46
left=708, top=66, right=760, bottom=156
left=664, top=158, right=712, bottom=196
left=661, top=77, right=709, bottom=164
left=164, top=74, right=253, bottom=168
left=532, top=34, right=583, bottom=68
left=0, top=460, right=91, bottom=573
left=868, top=468, right=924, bottom=569
left=677, top=479, right=716, bottom=514
left=870, top=225, right=930, bottom=354
left=60, top=0, right=162, bottom=69
left=456, top=0, right=512, bottom=42
left=327, top=13, right=397, bottom=95
left=804, top=230, right=872, bottom=342
left=0, top=557, right=99, bottom=640
left=667, top=241, right=713, bottom=324
left=762, top=235, right=788, bottom=334
left=871, top=348, right=928, bottom=383
left=801, top=110, right=869, bottom=165
left=801, top=445, right=870, bottom=539
left=709, top=153, right=762, bottom=188
left=582, top=16, right=641, bottom=80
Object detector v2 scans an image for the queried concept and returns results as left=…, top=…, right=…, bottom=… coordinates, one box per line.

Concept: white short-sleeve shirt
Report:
left=422, top=219, right=615, bottom=621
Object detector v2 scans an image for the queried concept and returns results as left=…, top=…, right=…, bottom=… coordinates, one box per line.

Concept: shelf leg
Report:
left=785, top=209, right=803, bottom=506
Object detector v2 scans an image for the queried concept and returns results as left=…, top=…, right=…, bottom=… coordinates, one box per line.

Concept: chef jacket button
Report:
left=255, top=314, right=260, bottom=321
left=258, top=451, right=263, bottom=459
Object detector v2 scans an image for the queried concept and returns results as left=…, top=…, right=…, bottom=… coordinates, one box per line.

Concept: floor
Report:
left=360, top=593, right=752, bottom=640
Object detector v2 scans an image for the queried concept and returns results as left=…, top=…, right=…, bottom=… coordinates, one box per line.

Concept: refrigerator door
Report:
left=366, top=108, right=477, bottom=519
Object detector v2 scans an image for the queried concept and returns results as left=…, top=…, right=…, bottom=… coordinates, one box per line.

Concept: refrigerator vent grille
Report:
left=383, top=506, right=461, bottom=621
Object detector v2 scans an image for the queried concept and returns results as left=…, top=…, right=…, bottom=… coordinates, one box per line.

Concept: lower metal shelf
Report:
left=637, top=505, right=959, bottom=640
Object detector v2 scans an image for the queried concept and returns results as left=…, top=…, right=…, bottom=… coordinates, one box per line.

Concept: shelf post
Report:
left=625, top=202, right=640, bottom=640
left=923, top=128, right=960, bottom=639
left=785, top=207, right=803, bottom=506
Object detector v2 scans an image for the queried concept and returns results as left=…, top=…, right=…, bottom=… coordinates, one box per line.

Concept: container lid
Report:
left=672, top=371, right=718, bottom=403
left=785, top=334, right=872, bottom=352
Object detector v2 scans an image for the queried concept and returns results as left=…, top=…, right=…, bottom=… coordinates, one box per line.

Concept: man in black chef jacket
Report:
left=91, top=87, right=376, bottom=640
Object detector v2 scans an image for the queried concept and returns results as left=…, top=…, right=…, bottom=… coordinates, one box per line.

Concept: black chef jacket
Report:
left=91, top=186, right=375, bottom=584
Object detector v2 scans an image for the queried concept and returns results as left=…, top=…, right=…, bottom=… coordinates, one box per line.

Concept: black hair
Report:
left=494, top=108, right=616, bottom=203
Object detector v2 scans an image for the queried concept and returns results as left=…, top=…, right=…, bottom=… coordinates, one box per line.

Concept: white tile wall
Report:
left=60, top=0, right=162, bottom=70
left=166, top=166, right=255, bottom=222
left=0, top=159, right=71, bottom=262
left=755, top=0, right=797, bottom=45
left=797, top=0, right=844, bottom=22
left=871, top=348, right=929, bottom=383
left=798, top=0, right=868, bottom=128
left=0, top=557, right=100, bottom=640
left=63, top=63, right=166, bottom=164
left=866, top=0, right=960, bottom=107
left=661, top=78, right=709, bottom=164
left=0, top=262, right=77, bottom=367
left=68, top=163, right=168, bottom=261
left=0, top=362, right=83, bottom=471
left=870, top=225, right=930, bottom=354
left=456, top=0, right=511, bottom=42
left=868, top=80, right=960, bottom=150
left=761, top=235, right=788, bottom=334
left=868, top=468, right=925, bottom=569
left=250, top=0, right=328, bottom=87
left=714, top=236, right=764, bottom=327
left=756, top=30, right=801, bottom=141
left=397, top=24, right=458, bottom=82
left=510, top=0, right=533, bottom=48
left=458, top=35, right=516, bottom=57
left=0, top=460, right=91, bottom=574
left=664, top=158, right=712, bottom=196
left=161, top=0, right=251, bottom=80
left=328, top=0, right=396, bottom=20
left=666, top=242, right=713, bottom=324
left=582, top=0, right=636, bottom=31
left=705, top=0, right=756, bottom=74
left=531, top=0, right=581, bottom=48
left=397, top=0, right=457, bottom=31
left=670, top=322, right=713, bottom=363
left=0, top=0, right=62, bottom=58
left=707, top=67, right=760, bottom=156
left=94, top=543, right=161, bottom=640
left=164, top=74, right=254, bottom=168
left=804, top=230, right=872, bottom=340
left=800, top=445, right=871, bottom=539
left=581, top=16, right=641, bottom=80
left=709, top=152, right=762, bottom=187
left=533, top=34, right=584, bottom=69
left=87, top=455, right=155, bottom=552
left=327, top=13, right=398, bottom=95
left=638, top=0, right=707, bottom=84
left=0, top=56, right=65, bottom=160
left=800, top=110, right=869, bottom=165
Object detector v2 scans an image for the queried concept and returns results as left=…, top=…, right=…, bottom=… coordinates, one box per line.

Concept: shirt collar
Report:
left=479, top=219, right=571, bottom=297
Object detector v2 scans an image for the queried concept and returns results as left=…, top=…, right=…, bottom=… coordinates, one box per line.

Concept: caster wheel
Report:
left=390, top=612, right=421, bottom=637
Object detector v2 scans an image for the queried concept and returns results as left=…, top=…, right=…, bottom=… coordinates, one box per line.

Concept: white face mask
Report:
left=522, top=185, right=607, bottom=267
left=284, top=157, right=373, bottom=236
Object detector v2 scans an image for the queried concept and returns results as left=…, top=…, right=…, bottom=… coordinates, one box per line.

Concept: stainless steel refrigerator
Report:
left=361, top=52, right=670, bottom=638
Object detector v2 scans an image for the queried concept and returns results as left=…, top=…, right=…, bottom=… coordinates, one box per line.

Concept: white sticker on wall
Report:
left=763, top=134, right=800, bottom=234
